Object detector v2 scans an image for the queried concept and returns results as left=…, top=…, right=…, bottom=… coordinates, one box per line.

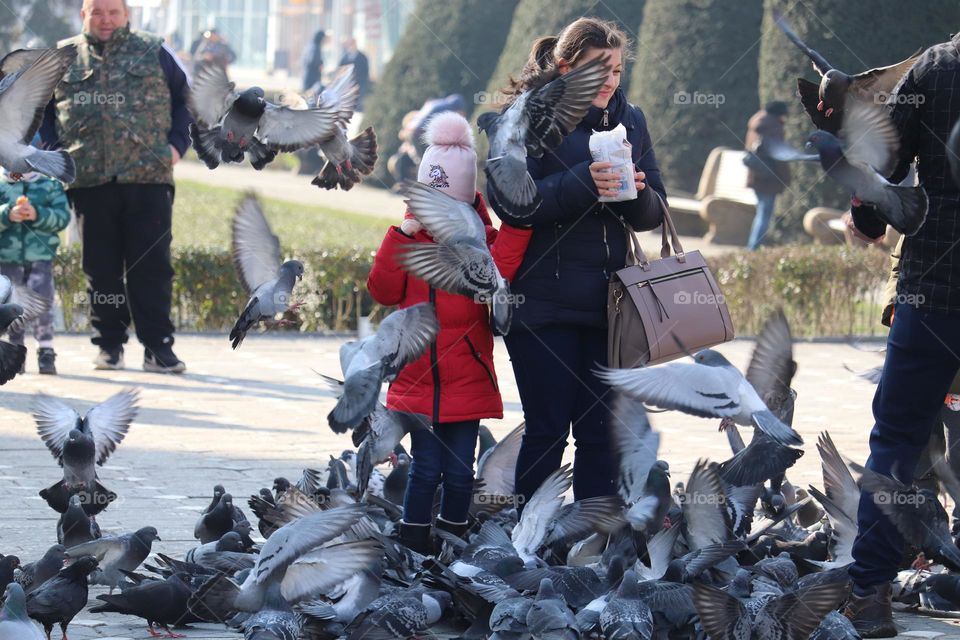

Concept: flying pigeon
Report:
left=0, top=275, right=48, bottom=336
left=327, top=302, right=439, bottom=433
left=229, top=194, right=305, bottom=348
left=773, top=8, right=920, bottom=133
left=595, top=350, right=804, bottom=447
left=0, top=46, right=77, bottom=183
left=478, top=53, right=612, bottom=218
left=397, top=180, right=515, bottom=334
left=806, top=95, right=927, bottom=236
left=0, top=303, right=25, bottom=384
left=189, top=62, right=341, bottom=169
left=33, top=388, right=138, bottom=515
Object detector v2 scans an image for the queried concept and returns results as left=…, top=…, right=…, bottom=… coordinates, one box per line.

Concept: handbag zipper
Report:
left=635, top=267, right=703, bottom=287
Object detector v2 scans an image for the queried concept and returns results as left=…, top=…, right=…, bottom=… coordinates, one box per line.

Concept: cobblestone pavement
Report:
left=2, top=334, right=959, bottom=638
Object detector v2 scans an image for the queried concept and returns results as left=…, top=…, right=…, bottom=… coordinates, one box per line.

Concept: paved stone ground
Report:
left=2, top=334, right=960, bottom=638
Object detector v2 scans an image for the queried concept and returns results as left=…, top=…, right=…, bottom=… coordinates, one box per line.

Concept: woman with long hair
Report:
left=486, top=17, right=667, bottom=507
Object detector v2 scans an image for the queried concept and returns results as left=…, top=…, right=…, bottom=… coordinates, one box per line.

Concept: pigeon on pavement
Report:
left=0, top=583, right=44, bottom=640
left=65, top=526, right=161, bottom=593
left=229, top=194, right=305, bottom=349
left=25, top=555, right=98, bottom=640
left=0, top=46, right=77, bottom=182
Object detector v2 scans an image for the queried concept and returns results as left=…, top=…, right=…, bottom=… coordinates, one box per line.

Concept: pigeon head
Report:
left=216, top=531, right=245, bottom=552
left=805, top=130, right=842, bottom=154
left=234, top=87, right=267, bottom=118
left=422, top=590, right=452, bottom=622
left=821, top=69, right=852, bottom=107
left=68, top=493, right=84, bottom=509
left=535, top=578, right=559, bottom=601
left=617, top=569, right=640, bottom=598
left=693, top=350, right=730, bottom=367
left=259, top=487, right=273, bottom=501
left=653, top=460, right=670, bottom=476
left=494, top=555, right=525, bottom=577
left=0, top=555, right=19, bottom=570
left=43, top=544, right=66, bottom=560
left=273, top=477, right=291, bottom=494
left=61, top=554, right=98, bottom=578
left=280, top=259, right=305, bottom=281
left=1, top=582, right=27, bottom=619
left=220, top=492, right=234, bottom=508
left=213, top=484, right=225, bottom=498
left=135, top=526, right=161, bottom=545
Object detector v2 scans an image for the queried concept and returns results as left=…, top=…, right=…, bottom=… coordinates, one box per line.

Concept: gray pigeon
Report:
left=608, top=392, right=670, bottom=532
left=328, top=302, right=439, bottom=432
left=14, top=545, right=65, bottom=594
left=33, top=388, right=138, bottom=515
left=194, top=492, right=239, bottom=543
left=189, top=62, right=340, bottom=169
left=693, top=579, right=849, bottom=639
left=950, top=116, right=960, bottom=189
left=229, top=194, right=304, bottom=349
left=89, top=572, right=195, bottom=637
left=64, top=526, right=161, bottom=593
left=525, top=578, right=578, bottom=640
left=599, top=570, right=653, bottom=640
left=0, top=276, right=47, bottom=336
left=0, top=303, right=24, bottom=384
left=595, top=350, right=804, bottom=447
left=310, top=66, right=378, bottom=191
left=57, top=494, right=99, bottom=548
left=473, top=422, right=524, bottom=513
left=489, top=595, right=532, bottom=640
left=25, top=555, right=98, bottom=640
left=355, top=405, right=430, bottom=496
left=773, top=8, right=920, bottom=133
left=0, top=46, right=77, bottom=183
left=398, top=180, right=515, bottom=334
left=477, top=53, right=611, bottom=218
left=347, top=589, right=449, bottom=640
left=0, top=583, right=43, bottom=640
left=806, top=95, right=927, bottom=235
left=810, top=610, right=861, bottom=640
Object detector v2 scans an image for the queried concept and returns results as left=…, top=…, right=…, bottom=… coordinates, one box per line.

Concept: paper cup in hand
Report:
left=589, top=123, right=637, bottom=202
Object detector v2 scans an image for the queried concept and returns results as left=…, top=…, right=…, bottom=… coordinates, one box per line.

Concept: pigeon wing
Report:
left=280, top=539, right=382, bottom=602
left=840, top=95, right=900, bottom=176
left=692, top=582, right=749, bottom=640
left=773, top=9, right=835, bottom=76
left=398, top=243, right=498, bottom=297
left=33, top=393, right=81, bottom=462
left=231, top=193, right=281, bottom=294
left=849, top=52, right=923, bottom=102
left=85, top=388, right=139, bottom=466
left=594, top=363, right=742, bottom=419
left=400, top=181, right=487, bottom=247
left=745, top=309, right=796, bottom=416
left=609, top=393, right=660, bottom=504
left=376, top=303, right=439, bottom=374
left=512, top=465, right=573, bottom=560
left=0, top=46, right=77, bottom=146
left=476, top=422, right=524, bottom=498
left=188, top=63, right=237, bottom=126
left=317, top=65, right=360, bottom=126
left=258, top=102, right=339, bottom=151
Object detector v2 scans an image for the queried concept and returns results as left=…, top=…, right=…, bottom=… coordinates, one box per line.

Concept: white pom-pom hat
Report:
left=417, top=111, right=477, bottom=204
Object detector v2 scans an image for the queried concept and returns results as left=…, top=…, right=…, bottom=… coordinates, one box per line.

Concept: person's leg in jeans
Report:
left=25, top=261, right=56, bottom=374
left=570, top=327, right=616, bottom=500
left=69, top=185, right=130, bottom=351
left=747, top=191, right=776, bottom=250
left=118, top=184, right=179, bottom=370
left=403, top=429, right=443, bottom=525
left=850, top=304, right=960, bottom=591
left=505, top=325, right=581, bottom=509
left=0, top=264, right=25, bottom=347
left=436, top=420, right=480, bottom=525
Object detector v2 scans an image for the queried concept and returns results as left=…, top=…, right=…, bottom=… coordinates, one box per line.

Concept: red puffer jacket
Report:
left=367, top=192, right=531, bottom=423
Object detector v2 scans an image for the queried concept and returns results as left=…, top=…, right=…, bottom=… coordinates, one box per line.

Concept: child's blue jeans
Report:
left=403, top=420, right=479, bottom=524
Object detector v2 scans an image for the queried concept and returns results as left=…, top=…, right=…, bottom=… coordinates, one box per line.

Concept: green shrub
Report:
left=54, top=243, right=893, bottom=338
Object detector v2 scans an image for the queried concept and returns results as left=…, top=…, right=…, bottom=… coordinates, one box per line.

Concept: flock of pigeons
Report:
left=1, top=10, right=960, bottom=640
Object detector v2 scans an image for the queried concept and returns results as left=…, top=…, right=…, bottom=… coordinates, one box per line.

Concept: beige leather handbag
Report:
left=607, top=195, right=735, bottom=368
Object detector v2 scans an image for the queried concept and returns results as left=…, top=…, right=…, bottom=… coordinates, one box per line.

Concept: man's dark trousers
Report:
left=850, top=303, right=960, bottom=588
left=68, top=182, right=175, bottom=350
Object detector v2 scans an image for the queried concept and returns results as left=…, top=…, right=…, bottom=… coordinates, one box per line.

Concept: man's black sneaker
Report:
left=143, top=339, right=186, bottom=374
left=38, top=348, right=56, bottom=375
left=94, top=345, right=124, bottom=370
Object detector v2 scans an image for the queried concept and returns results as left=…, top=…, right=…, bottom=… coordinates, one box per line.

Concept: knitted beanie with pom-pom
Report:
left=417, top=111, right=477, bottom=204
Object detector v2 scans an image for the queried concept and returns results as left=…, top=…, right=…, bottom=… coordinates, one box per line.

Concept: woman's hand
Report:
left=634, top=170, right=647, bottom=192
left=400, top=218, right=422, bottom=236
left=590, top=161, right=622, bottom=199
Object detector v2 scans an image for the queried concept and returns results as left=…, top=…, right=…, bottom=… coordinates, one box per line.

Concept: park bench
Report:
left=668, top=147, right=757, bottom=245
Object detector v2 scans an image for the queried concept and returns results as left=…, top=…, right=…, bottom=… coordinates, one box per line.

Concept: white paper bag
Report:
left=589, top=123, right=637, bottom=202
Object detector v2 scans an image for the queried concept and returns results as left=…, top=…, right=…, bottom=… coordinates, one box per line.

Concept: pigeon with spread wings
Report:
left=478, top=53, right=612, bottom=218
left=189, top=63, right=340, bottom=170
left=229, top=193, right=304, bottom=349
left=0, top=46, right=77, bottom=182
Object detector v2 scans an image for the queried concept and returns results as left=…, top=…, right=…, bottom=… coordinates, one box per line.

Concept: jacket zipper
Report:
left=554, top=223, right=561, bottom=279
left=601, top=215, right=610, bottom=279
left=429, top=287, right=440, bottom=425
left=463, top=335, right=498, bottom=391
left=19, top=183, right=26, bottom=264
left=602, top=109, right=609, bottom=128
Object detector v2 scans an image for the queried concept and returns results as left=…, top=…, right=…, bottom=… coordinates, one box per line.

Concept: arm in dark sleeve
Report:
left=159, top=44, right=193, bottom=157
left=489, top=153, right=599, bottom=227
left=39, top=100, right=60, bottom=149
left=606, top=108, right=667, bottom=232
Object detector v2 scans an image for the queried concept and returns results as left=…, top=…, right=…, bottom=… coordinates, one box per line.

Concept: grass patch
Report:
left=172, top=179, right=385, bottom=251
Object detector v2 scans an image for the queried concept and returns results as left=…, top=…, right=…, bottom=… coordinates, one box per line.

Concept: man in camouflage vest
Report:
left=40, top=0, right=191, bottom=373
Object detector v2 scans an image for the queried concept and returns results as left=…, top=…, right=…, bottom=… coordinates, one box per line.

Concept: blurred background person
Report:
left=302, top=29, right=326, bottom=93
left=744, top=100, right=791, bottom=250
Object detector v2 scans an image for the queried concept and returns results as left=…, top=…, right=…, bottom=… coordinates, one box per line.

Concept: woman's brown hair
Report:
left=504, top=17, right=632, bottom=98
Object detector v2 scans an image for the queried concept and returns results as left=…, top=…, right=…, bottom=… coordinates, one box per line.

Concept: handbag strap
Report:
left=625, top=192, right=687, bottom=268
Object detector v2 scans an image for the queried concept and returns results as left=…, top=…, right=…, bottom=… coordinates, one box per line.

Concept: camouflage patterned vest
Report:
left=55, top=26, right=173, bottom=189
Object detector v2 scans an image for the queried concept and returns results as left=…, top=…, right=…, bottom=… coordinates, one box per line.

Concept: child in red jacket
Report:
left=367, top=111, right=531, bottom=553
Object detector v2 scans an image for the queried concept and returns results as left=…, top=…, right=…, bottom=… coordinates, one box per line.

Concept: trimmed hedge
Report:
left=53, top=244, right=891, bottom=338
left=757, top=0, right=960, bottom=242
